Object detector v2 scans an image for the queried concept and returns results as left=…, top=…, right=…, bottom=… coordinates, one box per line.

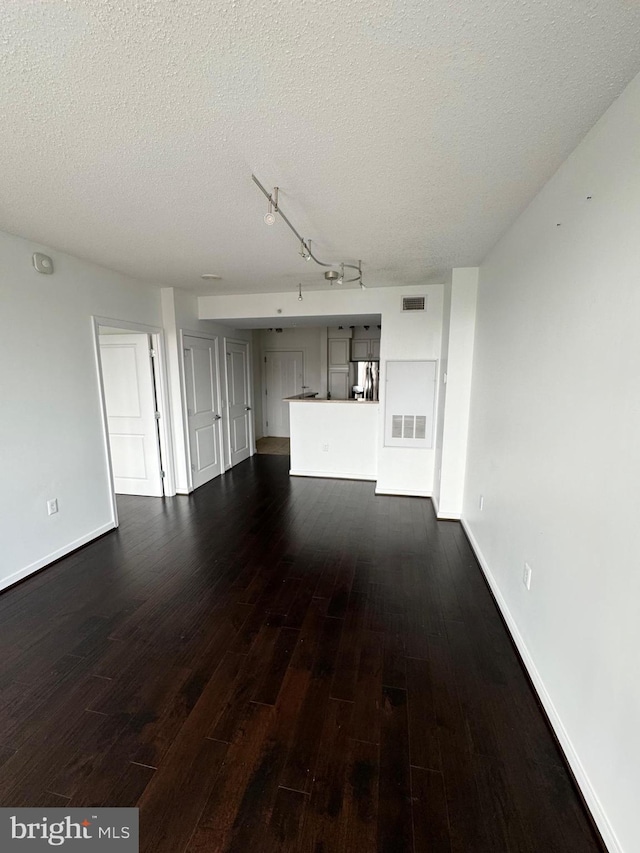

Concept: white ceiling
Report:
left=2, top=1, right=639, bottom=296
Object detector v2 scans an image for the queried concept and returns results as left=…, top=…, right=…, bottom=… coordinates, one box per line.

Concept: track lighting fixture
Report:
left=253, top=175, right=364, bottom=289
left=299, top=240, right=311, bottom=261
left=298, top=282, right=303, bottom=301
left=264, top=186, right=279, bottom=225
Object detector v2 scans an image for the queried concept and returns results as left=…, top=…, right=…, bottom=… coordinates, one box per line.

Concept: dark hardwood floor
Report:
left=0, top=456, right=604, bottom=852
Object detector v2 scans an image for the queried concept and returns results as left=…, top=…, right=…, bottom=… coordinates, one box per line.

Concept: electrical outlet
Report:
left=47, top=498, right=58, bottom=516
left=523, top=562, right=532, bottom=590
left=322, top=443, right=329, bottom=452
left=479, top=495, right=484, bottom=511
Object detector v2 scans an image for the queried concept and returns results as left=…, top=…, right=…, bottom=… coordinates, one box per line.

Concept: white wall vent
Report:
left=402, top=296, right=426, bottom=312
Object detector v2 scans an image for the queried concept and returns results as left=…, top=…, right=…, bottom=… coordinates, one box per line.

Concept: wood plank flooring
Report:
left=0, top=456, right=604, bottom=851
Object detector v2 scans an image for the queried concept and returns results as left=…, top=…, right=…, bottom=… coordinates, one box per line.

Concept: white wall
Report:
left=437, top=267, right=477, bottom=518
left=199, top=284, right=444, bottom=496
left=463, top=73, right=640, bottom=853
left=289, top=401, right=378, bottom=480
left=0, top=229, right=163, bottom=589
left=432, top=276, right=451, bottom=510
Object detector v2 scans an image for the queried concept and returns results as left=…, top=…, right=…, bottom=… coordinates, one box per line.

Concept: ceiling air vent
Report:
left=402, top=296, right=426, bottom=312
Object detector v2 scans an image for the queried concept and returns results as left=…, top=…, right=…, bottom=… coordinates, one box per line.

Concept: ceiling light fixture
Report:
left=264, top=186, right=279, bottom=225
left=200, top=273, right=222, bottom=280
left=298, top=282, right=303, bottom=301
left=252, top=175, right=364, bottom=289
left=299, top=239, right=311, bottom=261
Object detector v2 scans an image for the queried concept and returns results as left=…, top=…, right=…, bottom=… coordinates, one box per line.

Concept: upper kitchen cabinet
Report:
left=351, top=326, right=381, bottom=361
left=328, top=338, right=350, bottom=368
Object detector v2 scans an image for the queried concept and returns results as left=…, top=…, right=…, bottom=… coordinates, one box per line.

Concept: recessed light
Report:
left=200, top=274, right=221, bottom=280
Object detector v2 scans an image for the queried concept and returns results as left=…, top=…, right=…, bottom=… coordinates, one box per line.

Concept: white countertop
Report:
left=284, top=397, right=379, bottom=404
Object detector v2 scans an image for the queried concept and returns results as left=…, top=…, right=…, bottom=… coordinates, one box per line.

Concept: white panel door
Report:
left=99, top=334, right=163, bottom=497
left=265, top=350, right=303, bottom=437
left=226, top=340, right=252, bottom=467
left=183, top=335, right=223, bottom=489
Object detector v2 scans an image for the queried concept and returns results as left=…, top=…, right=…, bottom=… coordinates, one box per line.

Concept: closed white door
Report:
left=265, top=350, right=303, bottom=437
left=99, top=334, right=163, bottom=497
left=183, top=335, right=223, bottom=489
left=225, top=340, right=252, bottom=467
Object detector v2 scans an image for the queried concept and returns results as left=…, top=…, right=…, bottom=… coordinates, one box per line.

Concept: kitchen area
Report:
left=273, top=322, right=382, bottom=480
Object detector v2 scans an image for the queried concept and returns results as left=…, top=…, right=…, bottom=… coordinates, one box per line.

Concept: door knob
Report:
left=245, top=406, right=251, bottom=411
left=214, top=414, right=222, bottom=421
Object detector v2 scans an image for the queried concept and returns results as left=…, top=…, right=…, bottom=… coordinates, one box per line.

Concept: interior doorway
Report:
left=182, top=333, right=223, bottom=488
left=93, top=318, right=174, bottom=524
left=225, top=339, right=253, bottom=467
left=263, top=350, right=303, bottom=437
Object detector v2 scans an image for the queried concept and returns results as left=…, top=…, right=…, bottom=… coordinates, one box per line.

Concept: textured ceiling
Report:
left=1, top=1, right=640, bottom=295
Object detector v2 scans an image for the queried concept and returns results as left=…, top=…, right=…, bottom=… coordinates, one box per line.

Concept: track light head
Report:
left=264, top=187, right=279, bottom=225
left=300, top=240, right=311, bottom=261
left=298, top=282, right=303, bottom=301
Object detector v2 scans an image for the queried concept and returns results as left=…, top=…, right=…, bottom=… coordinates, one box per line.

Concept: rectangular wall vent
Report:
left=402, top=296, right=426, bottom=311
left=391, top=415, right=430, bottom=440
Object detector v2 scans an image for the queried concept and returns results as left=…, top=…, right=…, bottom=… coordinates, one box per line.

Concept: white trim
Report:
left=461, top=517, right=621, bottom=853
left=1, top=522, right=116, bottom=594
left=290, top=470, right=376, bottom=482
left=91, top=318, right=119, bottom=527
left=435, top=504, right=461, bottom=520
left=431, top=493, right=439, bottom=514
left=374, top=487, right=431, bottom=497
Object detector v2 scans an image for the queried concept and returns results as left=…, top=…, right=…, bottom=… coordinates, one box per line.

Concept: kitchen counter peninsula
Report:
left=286, top=397, right=379, bottom=481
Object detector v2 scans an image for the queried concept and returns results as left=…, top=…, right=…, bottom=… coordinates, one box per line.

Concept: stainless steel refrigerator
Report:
left=350, top=361, right=379, bottom=401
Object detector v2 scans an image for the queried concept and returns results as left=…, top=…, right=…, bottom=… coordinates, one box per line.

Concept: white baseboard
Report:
left=436, top=509, right=461, bottom=520
left=461, top=518, right=621, bottom=853
left=176, top=489, right=191, bottom=495
left=0, top=521, right=117, bottom=594
left=289, top=469, right=376, bottom=482
left=374, top=487, right=431, bottom=497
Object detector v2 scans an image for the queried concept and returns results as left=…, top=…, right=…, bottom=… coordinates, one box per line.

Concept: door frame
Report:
left=224, top=337, right=255, bottom=468
left=261, top=348, right=305, bottom=437
left=92, top=316, right=176, bottom=528
left=179, top=330, right=224, bottom=492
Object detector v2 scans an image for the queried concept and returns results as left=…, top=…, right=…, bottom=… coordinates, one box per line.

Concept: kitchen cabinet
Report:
left=328, top=336, right=350, bottom=399
left=328, top=371, right=350, bottom=399
left=351, top=338, right=380, bottom=361
left=328, top=338, right=350, bottom=368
